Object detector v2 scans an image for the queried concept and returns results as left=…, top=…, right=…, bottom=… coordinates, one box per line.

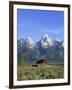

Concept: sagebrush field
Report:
left=17, top=64, right=64, bottom=80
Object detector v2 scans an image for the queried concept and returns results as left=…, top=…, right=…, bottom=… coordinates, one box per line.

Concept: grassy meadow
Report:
left=17, top=63, right=64, bottom=80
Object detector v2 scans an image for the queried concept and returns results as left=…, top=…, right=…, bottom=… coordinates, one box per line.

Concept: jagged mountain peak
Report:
left=42, top=34, right=50, bottom=41
left=17, top=39, right=25, bottom=48
left=17, top=34, right=64, bottom=49
left=43, top=34, right=49, bottom=38
left=26, top=37, right=32, bottom=41
left=24, top=37, right=35, bottom=48
left=41, top=34, right=53, bottom=48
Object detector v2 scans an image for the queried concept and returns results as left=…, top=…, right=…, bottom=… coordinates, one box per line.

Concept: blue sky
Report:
left=17, top=9, right=64, bottom=42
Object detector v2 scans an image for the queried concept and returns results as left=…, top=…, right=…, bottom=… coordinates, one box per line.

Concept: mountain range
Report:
left=17, top=34, right=64, bottom=64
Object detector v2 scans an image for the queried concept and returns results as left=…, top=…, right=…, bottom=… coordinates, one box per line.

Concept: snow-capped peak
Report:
left=24, top=37, right=35, bottom=48
left=41, top=34, right=53, bottom=48
left=25, top=37, right=32, bottom=43
left=43, top=34, right=49, bottom=38
left=55, top=39, right=61, bottom=42
left=17, top=34, right=64, bottom=49
left=17, top=39, right=25, bottom=48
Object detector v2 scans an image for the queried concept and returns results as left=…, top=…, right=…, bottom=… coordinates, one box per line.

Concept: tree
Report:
left=18, top=56, right=25, bottom=66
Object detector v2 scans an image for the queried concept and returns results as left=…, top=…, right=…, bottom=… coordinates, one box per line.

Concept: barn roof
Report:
left=36, top=59, right=48, bottom=64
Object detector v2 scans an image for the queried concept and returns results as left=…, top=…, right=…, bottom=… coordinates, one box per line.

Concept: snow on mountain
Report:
left=52, top=40, right=61, bottom=47
left=41, top=34, right=53, bottom=48
left=17, top=34, right=64, bottom=49
left=17, top=39, right=25, bottom=48
left=24, top=37, right=35, bottom=48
